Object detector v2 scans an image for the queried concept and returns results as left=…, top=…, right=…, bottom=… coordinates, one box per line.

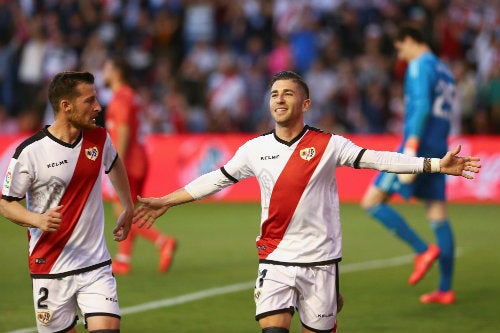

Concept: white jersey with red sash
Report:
left=1, top=126, right=118, bottom=278
left=220, top=126, right=365, bottom=266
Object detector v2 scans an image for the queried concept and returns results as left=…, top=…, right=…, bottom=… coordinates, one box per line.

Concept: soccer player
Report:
left=0, top=71, right=133, bottom=332
left=102, top=57, right=176, bottom=275
left=361, top=25, right=459, bottom=304
left=133, top=71, right=480, bottom=333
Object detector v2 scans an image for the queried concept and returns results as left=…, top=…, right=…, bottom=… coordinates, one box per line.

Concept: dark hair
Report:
left=270, top=71, right=310, bottom=99
left=48, top=71, right=95, bottom=112
left=108, top=56, right=133, bottom=84
left=395, top=25, right=427, bottom=44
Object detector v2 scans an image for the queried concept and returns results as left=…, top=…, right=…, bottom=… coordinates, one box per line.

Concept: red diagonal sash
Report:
left=257, top=130, right=330, bottom=259
left=29, top=128, right=106, bottom=274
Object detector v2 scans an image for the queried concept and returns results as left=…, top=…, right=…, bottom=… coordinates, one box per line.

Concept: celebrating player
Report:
left=0, top=71, right=133, bottom=333
left=361, top=25, right=460, bottom=304
left=133, top=71, right=480, bottom=333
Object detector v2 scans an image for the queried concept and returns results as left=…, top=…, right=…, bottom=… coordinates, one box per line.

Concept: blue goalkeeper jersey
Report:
left=400, top=52, right=456, bottom=158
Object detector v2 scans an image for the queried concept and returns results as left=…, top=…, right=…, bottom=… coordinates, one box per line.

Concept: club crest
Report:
left=299, top=147, right=316, bottom=161
left=85, top=146, right=99, bottom=161
left=36, top=310, right=53, bottom=325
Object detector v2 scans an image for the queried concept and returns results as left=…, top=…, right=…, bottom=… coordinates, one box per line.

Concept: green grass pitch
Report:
left=1, top=202, right=499, bottom=332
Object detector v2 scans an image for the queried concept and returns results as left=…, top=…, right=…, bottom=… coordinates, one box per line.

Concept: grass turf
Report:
left=0, top=202, right=499, bottom=332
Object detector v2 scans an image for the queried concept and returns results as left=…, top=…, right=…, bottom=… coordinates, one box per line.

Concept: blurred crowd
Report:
left=1, top=0, right=500, bottom=135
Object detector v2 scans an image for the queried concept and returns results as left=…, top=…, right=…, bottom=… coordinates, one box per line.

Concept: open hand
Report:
left=440, top=145, right=481, bottom=178
left=133, top=196, right=170, bottom=229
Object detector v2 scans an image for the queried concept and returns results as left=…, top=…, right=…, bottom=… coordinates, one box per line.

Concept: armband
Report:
left=423, top=158, right=441, bottom=173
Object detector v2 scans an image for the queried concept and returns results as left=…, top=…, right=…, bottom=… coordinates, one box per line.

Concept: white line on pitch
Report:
left=6, top=251, right=462, bottom=333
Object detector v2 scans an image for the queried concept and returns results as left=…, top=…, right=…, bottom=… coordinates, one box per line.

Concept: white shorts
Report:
left=254, top=262, right=340, bottom=332
left=32, top=265, right=120, bottom=333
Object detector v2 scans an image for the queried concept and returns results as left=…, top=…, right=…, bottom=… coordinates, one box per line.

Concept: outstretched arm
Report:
left=133, top=188, right=195, bottom=229
left=357, top=144, right=481, bottom=178
left=133, top=168, right=237, bottom=228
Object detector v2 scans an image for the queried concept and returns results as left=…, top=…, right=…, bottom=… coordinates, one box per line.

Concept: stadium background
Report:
left=1, top=1, right=500, bottom=332
left=1, top=0, right=500, bottom=136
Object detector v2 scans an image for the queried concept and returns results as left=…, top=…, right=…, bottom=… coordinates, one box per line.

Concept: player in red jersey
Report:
left=0, top=71, right=133, bottom=333
left=133, top=71, right=480, bottom=333
left=102, top=57, right=176, bottom=275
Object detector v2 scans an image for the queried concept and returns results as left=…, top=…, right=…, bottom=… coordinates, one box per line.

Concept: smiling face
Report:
left=65, top=83, right=102, bottom=130
left=269, top=79, right=310, bottom=128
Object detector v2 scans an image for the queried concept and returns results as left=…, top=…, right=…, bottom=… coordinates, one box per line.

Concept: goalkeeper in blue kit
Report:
left=361, top=25, right=458, bottom=304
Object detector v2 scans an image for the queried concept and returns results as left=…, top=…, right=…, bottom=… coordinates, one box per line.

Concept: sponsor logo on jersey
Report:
left=85, top=146, right=99, bottom=161
left=36, top=309, right=53, bottom=325
left=35, top=258, right=46, bottom=264
left=299, top=147, right=316, bottom=161
left=260, top=154, right=280, bottom=161
left=3, top=170, right=12, bottom=190
left=46, top=160, right=69, bottom=168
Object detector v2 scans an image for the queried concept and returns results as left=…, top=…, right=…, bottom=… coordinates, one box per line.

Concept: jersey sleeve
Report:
left=219, top=141, right=255, bottom=181
left=405, top=59, right=433, bottom=139
left=2, top=154, right=31, bottom=201
left=331, top=135, right=365, bottom=168
left=103, top=132, right=118, bottom=174
left=358, top=149, right=424, bottom=173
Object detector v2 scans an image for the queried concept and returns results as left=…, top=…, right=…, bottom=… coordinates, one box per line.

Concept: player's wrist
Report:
left=431, top=158, right=441, bottom=173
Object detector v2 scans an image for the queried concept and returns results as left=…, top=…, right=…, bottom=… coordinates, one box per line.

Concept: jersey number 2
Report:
left=37, top=287, right=49, bottom=309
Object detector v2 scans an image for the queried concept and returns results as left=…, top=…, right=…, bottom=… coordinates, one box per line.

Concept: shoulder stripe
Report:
left=353, top=148, right=367, bottom=169
left=261, top=129, right=274, bottom=137
left=13, top=130, right=47, bottom=159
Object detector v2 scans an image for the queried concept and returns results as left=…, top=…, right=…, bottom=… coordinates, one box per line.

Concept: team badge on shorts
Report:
left=36, top=309, right=53, bottom=325
left=300, top=147, right=316, bottom=161
left=85, top=146, right=99, bottom=161
left=254, top=288, right=262, bottom=303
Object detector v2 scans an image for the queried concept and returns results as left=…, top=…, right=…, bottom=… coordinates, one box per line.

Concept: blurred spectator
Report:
left=304, top=58, right=338, bottom=126
left=1, top=0, right=500, bottom=134
left=206, top=51, right=247, bottom=132
left=386, top=82, right=405, bottom=135
left=267, top=34, right=293, bottom=76
left=476, top=55, right=500, bottom=133
left=451, top=59, right=478, bottom=134
left=16, top=15, right=46, bottom=116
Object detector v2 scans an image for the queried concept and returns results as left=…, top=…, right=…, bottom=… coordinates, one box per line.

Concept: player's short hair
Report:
left=395, top=25, right=427, bottom=44
left=270, top=71, right=310, bottom=99
left=48, top=71, right=95, bottom=112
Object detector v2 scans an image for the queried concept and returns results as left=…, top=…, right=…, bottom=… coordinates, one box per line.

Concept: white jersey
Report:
left=2, top=126, right=118, bottom=278
left=187, top=126, right=364, bottom=266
